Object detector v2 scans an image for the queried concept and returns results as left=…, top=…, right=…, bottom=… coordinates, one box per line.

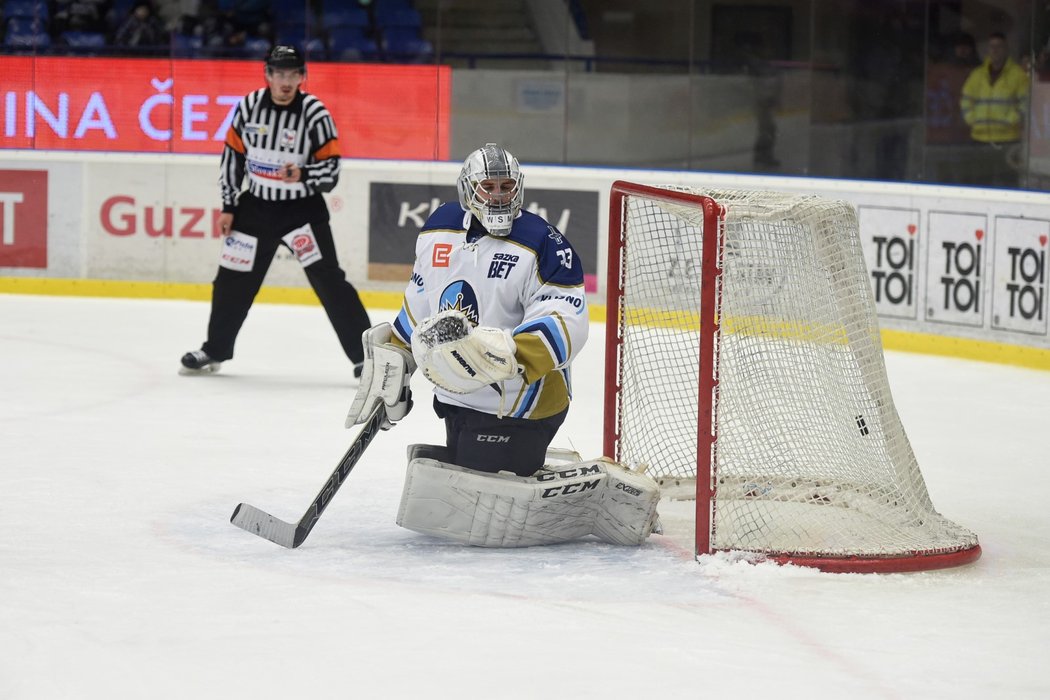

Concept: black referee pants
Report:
left=201, top=193, right=371, bottom=364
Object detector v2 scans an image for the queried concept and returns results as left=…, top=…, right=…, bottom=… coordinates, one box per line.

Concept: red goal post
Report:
left=603, top=181, right=981, bottom=573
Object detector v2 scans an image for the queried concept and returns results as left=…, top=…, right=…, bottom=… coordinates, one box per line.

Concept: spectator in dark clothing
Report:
left=229, top=0, right=271, bottom=30
left=53, top=0, right=108, bottom=35
left=737, top=31, right=782, bottom=170
left=114, top=2, right=167, bottom=53
left=948, top=32, right=980, bottom=67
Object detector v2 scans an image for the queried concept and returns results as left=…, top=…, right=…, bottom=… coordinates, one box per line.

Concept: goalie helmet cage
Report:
left=603, top=181, right=981, bottom=573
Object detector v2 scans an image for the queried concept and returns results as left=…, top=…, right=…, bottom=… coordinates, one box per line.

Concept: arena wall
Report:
left=0, top=150, right=1048, bottom=369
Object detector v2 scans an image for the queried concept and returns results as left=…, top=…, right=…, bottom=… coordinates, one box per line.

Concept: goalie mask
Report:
left=457, top=143, right=524, bottom=237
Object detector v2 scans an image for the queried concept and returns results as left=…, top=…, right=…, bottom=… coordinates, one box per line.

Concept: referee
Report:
left=181, top=45, right=371, bottom=378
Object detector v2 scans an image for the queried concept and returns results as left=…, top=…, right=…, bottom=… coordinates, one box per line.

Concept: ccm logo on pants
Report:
left=476, top=434, right=510, bottom=443
left=219, top=230, right=258, bottom=271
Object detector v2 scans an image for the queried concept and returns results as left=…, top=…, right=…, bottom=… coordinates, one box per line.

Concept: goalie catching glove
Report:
left=412, top=310, right=520, bottom=394
left=345, top=323, right=415, bottom=430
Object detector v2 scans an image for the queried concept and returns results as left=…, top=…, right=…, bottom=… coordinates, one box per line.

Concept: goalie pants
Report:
left=434, top=398, right=567, bottom=477
left=201, top=193, right=371, bottom=364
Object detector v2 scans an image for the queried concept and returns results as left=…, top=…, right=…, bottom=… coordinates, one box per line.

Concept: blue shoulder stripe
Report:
left=393, top=307, right=413, bottom=343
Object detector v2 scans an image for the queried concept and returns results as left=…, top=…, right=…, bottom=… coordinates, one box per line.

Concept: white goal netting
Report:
left=608, top=185, right=980, bottom=570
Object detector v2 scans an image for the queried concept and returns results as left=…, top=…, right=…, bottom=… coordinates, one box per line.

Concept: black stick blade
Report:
left=230, top=503, right=300, bottom=549
left=229, top=402, right=387, bottom=550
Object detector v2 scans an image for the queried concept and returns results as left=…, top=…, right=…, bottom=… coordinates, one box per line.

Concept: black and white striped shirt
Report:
left=220, top=88, right=341, bottom=211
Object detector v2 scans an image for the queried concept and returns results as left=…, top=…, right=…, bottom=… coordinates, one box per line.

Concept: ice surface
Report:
left=0, top=295, right=1047, bottom=699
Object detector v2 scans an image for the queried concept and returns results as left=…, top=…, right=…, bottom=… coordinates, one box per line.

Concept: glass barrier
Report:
left=1, top=0, right=1046, bottom=192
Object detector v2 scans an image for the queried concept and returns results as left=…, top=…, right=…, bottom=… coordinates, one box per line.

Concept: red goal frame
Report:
left=603, top=181, right=982, bottom=573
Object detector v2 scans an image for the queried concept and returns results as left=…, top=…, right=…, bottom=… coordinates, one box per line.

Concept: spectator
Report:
left=114, top=2, right=167, bottom=53
left=153, top=0, right=200, bottom=31
left=197, top=12, right=237, bottom=56
left=53, top=0, right=108, bottom=36
left=845, top=5, right=924, bottom=181
left=229, top=0, right=272, bottom=30
left=1035, top=41, right=1050, bottom=81
left=947, top=31, right=980, bottom=67
left=960, top=32, right=1030, bottom=187
left=737, top=31, right=782, bottom=170
left=926, top=33, right=980, bottom=153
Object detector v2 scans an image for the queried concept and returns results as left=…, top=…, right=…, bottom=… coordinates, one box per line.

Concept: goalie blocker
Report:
left=397, top=445, right=662, bottom=547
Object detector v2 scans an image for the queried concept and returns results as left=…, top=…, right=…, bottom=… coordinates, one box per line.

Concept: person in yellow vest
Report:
left=960, top=32, right=1030, bottom=187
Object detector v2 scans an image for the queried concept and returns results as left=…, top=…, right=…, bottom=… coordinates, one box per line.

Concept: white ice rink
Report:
left=1, top=294, right=1048, bottom=699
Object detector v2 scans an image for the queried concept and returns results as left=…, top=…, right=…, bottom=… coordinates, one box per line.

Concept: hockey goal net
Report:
left=603, top=182, right=981, bottom=573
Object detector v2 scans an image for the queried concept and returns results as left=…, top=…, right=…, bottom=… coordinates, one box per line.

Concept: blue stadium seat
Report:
left=60, top=30, right=107, bottom=53
left=271, top=0, right=315, bottom=22
left=372, top=0, right=415, bottom=10
left=3, top=0, right=48, bottom=21
left=375, top=5, right=421, bottom=30
left=5, top=19, right=51, bottom=49
left=276, top=20, right=309, bottom=45
left=301, top=36, right=326, bottom=59
left=382, top=27, right=432, bottom=62
left=326, top=24, right=368, bottom=42
left=328, top=26, right=378, bottom=62
left=242, top=36, right=272, bottom=58
left=171, top=33, right=203, bottom=58
left=276, top=22, right=328, bottom=49
left=321, top=6, right=369, bottom=29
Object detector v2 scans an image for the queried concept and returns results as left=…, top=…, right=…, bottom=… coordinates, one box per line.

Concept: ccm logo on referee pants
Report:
left=476, top=434, right=510, bottom=443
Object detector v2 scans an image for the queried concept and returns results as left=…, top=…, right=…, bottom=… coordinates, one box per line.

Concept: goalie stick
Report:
left=230, top=401, right=387, bottom=549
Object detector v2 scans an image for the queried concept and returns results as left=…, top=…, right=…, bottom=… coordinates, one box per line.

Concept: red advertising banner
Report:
left=0, top=169, right=48, bottom=268
left=0, top=57, right=450, bottom=159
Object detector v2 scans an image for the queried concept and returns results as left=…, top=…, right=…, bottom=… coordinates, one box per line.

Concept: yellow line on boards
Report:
left=879, top=329, right=1050, bottom=372
left=0, top=277, right=399, bottom=309
left=2, top=276, right=1049, bottom=371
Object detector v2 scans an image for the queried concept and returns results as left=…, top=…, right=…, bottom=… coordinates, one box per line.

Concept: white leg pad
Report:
left=397, top=446, right=661, bottom=547
left=593, top=462, right=664, bottom=545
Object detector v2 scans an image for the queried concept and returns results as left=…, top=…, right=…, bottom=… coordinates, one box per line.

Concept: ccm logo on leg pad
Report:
left=476, top=434, right=510, bottom=443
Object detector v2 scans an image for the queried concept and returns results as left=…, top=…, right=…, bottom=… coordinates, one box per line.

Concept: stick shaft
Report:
left=230, top=402, right=388, bottom=548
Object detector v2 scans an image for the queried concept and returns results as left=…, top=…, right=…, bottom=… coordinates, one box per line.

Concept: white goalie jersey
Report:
left=391, top=202, right=589, bottom=420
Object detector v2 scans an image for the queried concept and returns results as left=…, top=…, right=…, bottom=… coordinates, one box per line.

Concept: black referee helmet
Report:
left=266, top=45, right=306, bottom=72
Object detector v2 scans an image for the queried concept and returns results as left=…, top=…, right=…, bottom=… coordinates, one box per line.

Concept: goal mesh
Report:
left=604, top=183, right=980, bottom=572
